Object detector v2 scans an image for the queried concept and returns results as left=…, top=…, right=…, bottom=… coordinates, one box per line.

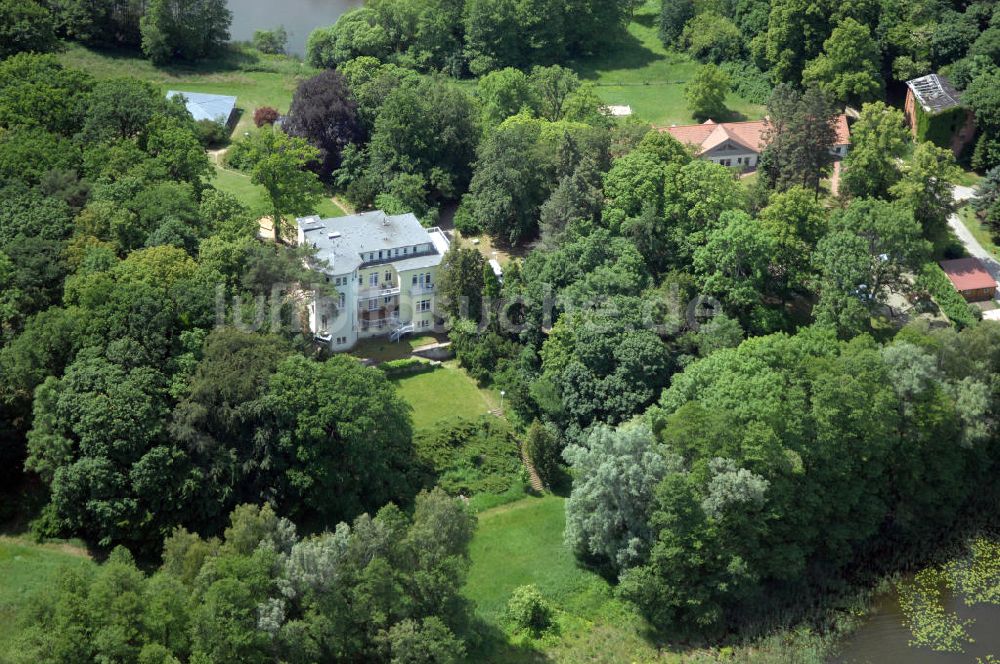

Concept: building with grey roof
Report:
left=904, top=73, right=977, bottom=157
left=297, top=211, right=451, bottom=350
left=166, top=90, right=238, bottom=127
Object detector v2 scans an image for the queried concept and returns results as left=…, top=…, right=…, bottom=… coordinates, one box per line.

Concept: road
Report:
left=948, top=185, right=1000, bottom=317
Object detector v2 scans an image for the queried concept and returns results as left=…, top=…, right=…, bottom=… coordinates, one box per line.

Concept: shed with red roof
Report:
left=939, top=257, right=997, bottom=302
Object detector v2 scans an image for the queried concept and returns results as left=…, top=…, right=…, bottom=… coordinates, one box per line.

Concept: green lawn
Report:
left=392, top=364, right=493, bottom=431
left=0, top=537, right=93, bottom=659
left=58, top=43, right=314, bottom=135
left=211, top=163, right=347, bottom=219
left=464, top=496, right=666, bottom=663
left=958, top=205, right=1000, bottom=259
left=568, top=1, right=765, bottom=125
left=212, top=163, right=270, bottom=214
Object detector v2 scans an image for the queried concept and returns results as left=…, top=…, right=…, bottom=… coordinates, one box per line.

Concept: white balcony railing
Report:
left=410, top=283, right=435, bottom=295
left=358, top=285, right=401, bottom=300
left=359, top=315, right=401, bottom=332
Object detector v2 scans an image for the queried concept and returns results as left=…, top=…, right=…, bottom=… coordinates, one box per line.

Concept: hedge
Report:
left=917, top=262, right=980, bottom=329
left=378, top=357, right=436, bottom=378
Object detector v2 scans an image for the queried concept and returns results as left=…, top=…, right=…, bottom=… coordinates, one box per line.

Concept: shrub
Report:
left=524, top=420, right=562, bottom=488
left=916, top=262, right=980, bottom=330
left=254, top=106, right=280, bottom=127
left=223, top=136, right=256, bottom=171
left=505, top=585, right=552, bottom=634
left=379, top=358, right=435, bottom=378
left=719, top=60, right=773, bottom=104
left=415, top=417, right=523, bottom=497
left=453, top=199, right=482, bottom=236
left=253, top=26, right=287, bottom=54
left=194, top=119, right=229, bottom=147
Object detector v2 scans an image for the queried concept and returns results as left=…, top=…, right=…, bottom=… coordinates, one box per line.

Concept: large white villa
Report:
left=297, top=211, right=450, bottom=351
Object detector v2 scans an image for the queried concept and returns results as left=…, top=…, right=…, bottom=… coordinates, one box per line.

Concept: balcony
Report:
left=358, top=284, right=401, bottom=300
left=410, top=283, right=435, bottom=296
left=359, top=314, right=400, bottom=332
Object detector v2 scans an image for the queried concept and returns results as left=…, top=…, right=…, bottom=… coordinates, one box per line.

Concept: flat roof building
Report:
left=166, top=90, right=238, bottom=127
left=297, top=211, right=451, bottom=350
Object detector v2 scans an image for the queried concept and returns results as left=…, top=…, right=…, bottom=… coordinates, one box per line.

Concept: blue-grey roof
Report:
left=906, top=74, right=962, bottom=114
left=298, top=211, right=449, bottom=275
left=166, top=90, right=237, bottom=124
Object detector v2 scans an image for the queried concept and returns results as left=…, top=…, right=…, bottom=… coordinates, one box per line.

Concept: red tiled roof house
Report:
left=658, top=115, right=851, bottom=170
left=939, top=257, right=997, bottom=302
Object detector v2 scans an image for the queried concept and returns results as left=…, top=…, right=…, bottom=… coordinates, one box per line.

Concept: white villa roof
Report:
left=166, top=90, right=237, bottom=124
left=298, top=210, right=449, bottom=275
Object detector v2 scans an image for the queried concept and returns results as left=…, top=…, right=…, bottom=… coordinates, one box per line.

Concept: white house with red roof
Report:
left=659, top=115, right=851, bottom=170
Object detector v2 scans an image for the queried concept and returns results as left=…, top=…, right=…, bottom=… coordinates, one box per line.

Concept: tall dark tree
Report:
left=760, top=84, right=838, bottom=194
left=438, top=242, right=487, bottom=322
left=283, top=70, right=365, bottom=180
left=659, top=0, right=695, bottom=46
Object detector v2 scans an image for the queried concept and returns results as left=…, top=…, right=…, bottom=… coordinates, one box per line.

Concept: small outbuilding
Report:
left=939, top=257, right=997, bottom=302
left=166, top=90, right=238, bottom=127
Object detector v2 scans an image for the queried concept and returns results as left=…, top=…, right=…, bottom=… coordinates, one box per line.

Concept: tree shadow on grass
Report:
left=570, top=32, right=665, bottom=81
left=463, top=616, right=553, bottom=663
left=632, top=10, right=659, bottom=29
left=66, top=43, right=263, bottom=76
left=715, top=107, right=750, bottom=122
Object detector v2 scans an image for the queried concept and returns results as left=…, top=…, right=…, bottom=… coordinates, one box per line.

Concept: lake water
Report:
left=227, top=0, right=363, bottom=57
left=833, top=586, right=1000, bottom=663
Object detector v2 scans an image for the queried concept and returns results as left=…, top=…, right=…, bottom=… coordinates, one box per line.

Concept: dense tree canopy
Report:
left=140, top=0, right=232, bottom=64
left=13, top=491, right=475, bottom=663
left=563, top=323, right=1000, bottom=634
left=283, top=70, right=364, bottom=179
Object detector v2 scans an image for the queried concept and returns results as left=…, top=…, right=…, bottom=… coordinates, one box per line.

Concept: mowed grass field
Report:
left=391, top=363, right=494, bottom=431
left=0, top=537, right=94, bottom=660
left=569, top=0, right=764, bottom=125
left=958, top=204, right=1000, bottom=259
left=211, top=163, right=347, bottom=219
left=464, top=496, right=667, bottom=663
left=58, top=43, right=311, bottom=135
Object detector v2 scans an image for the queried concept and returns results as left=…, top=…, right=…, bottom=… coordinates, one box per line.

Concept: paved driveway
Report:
left=947, top=185, right=1000, bottom=317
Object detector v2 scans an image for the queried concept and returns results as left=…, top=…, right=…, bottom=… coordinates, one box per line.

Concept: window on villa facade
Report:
left=369, top=272, right=378, bottom=286
left=418, top=299, right=430, bottom=312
